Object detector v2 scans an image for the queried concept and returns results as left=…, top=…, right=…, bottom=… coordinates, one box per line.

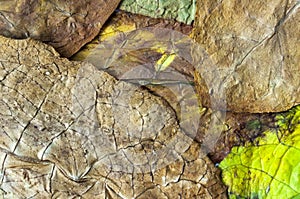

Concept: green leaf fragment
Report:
left=119, top=0, right=196, bottom=24
left=220, top=105, right=300, bottom=199
left=276, top=106, right=300, bottom=133
left=245, top=119, right=262, bottom=131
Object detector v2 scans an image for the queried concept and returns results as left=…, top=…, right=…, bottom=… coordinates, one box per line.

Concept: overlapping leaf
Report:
left=220, top=105, right=300, bottom=198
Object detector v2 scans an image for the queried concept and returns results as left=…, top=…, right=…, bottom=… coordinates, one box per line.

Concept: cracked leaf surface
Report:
left=0, top=36, right=227, bottom=198
left=220, top=105, right=300, bottom=198
left=72, top=12, right=204, bottom=147
left=72, top=11, right=280, bottom=165
left=193, top=0, right=300, bottom=113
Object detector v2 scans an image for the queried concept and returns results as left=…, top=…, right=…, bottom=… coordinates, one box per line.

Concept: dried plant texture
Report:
left=193, top=0, right=300, bottom=113
left=72, top=11, right=280, bottom=165
left=72, top=10, right=195, bottom=116
left=0, top=36, right=227, bottom=198
left=0, top=0, right=121, bottom=57
left=119, top=0, right=196, bottom=24
left=72, top=11, right=194, bottom=101
left=72, top=10, right=193, bottom=61
left=200, top=111, right=277, bottom=163
left=72, top=12, right=200, bottom=144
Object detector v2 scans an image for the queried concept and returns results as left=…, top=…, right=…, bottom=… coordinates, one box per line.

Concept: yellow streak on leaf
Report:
left=155, top=53, right=177, bottom=71
left=100, top=24, right=136, bottom=41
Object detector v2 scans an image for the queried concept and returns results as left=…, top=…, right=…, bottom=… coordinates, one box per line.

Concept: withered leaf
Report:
left=193, top=0, right=300, bottom=113
left=0, top=36, right=227, bottom=198
left=0, top=0, right=121, bottom=57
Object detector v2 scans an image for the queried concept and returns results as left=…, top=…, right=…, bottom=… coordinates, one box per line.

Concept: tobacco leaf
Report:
left=0, top=0, right=121, bottom=57
left=220, top=105, right=300, bottom=198
left=119, top=0, right=196, bottom=24
left=193, top=0, right=300, bottom=113
left=0, top=36, right=227, bottom=198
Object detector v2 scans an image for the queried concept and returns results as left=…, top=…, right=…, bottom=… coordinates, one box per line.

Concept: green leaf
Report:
left=219, top=105, right=300, bottom=199
left=119, top=0, right=196, bottom=24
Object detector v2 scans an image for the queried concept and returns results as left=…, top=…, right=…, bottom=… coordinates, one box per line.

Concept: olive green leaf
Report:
left=119, top=0, right=196, bottom=24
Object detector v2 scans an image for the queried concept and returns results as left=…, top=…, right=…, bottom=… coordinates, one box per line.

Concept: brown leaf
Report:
left=193, top=0, right=300, bottom=113
left=0, top=36, right=227, bottom=198
left=0, top=0, right=121, bottom=57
